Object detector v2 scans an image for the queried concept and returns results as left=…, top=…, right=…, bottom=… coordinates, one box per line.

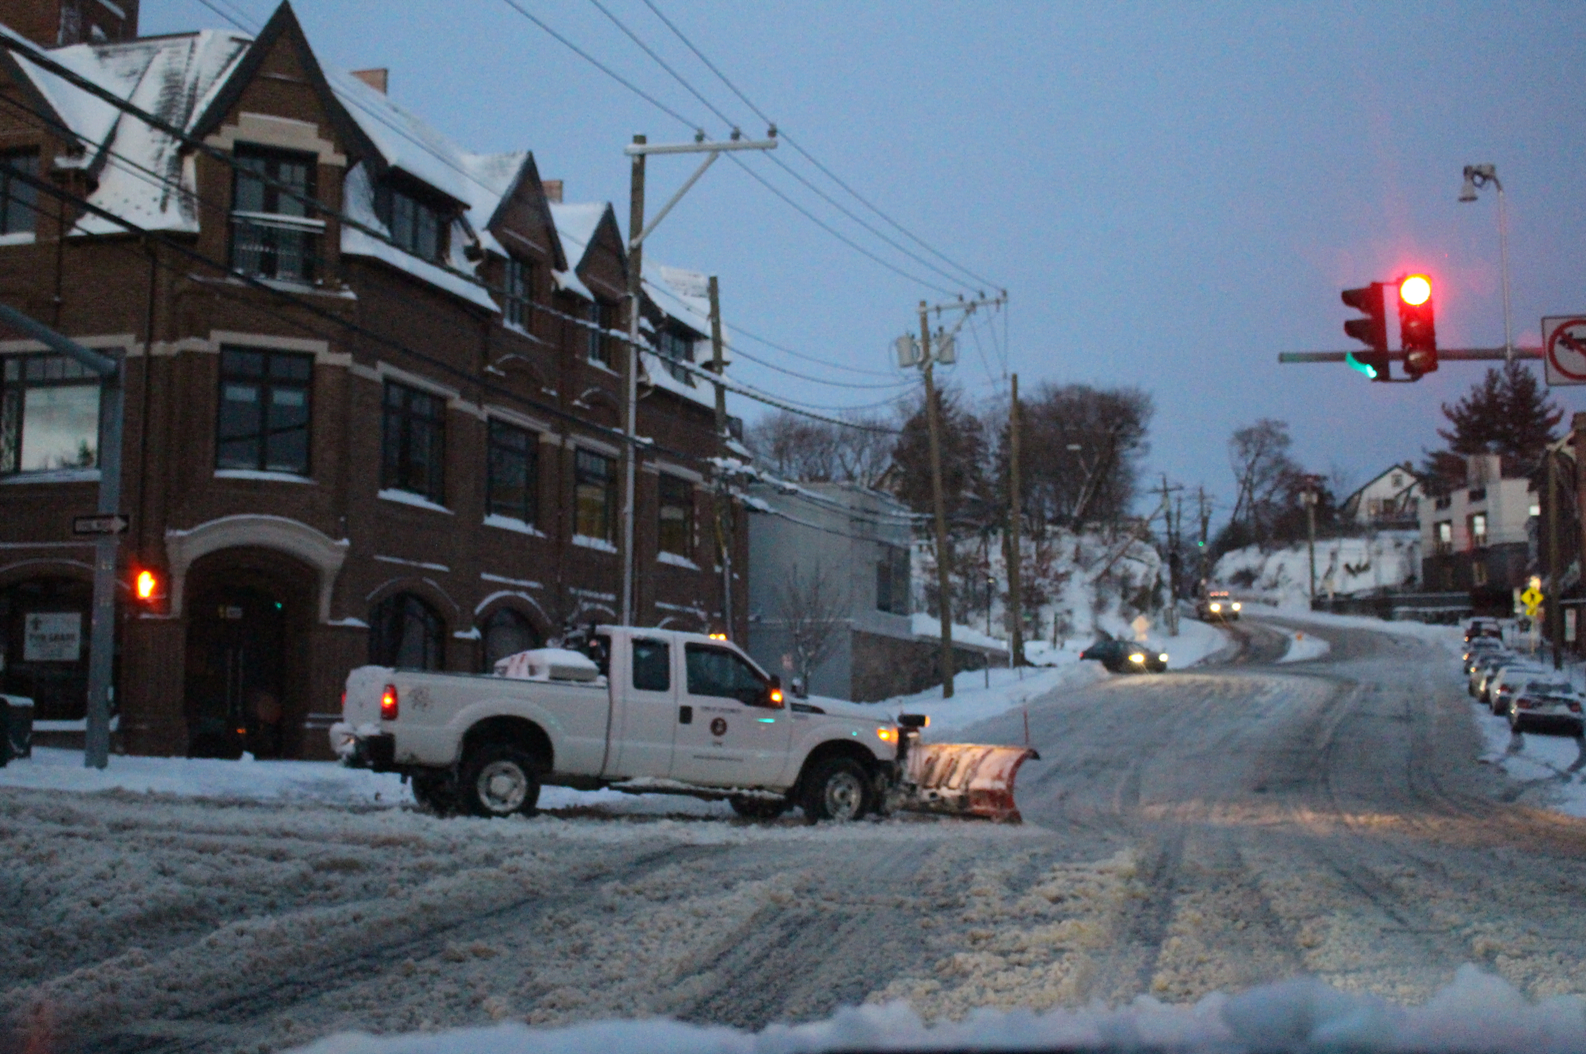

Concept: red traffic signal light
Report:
left=1341, top=282, right=1389, bottom=381
left=1398, top=274, right=1437, bottom=376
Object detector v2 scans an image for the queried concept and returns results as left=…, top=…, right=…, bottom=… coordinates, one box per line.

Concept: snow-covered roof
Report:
left=0, top=25, right=252, bottom=234
left=548, top=200, right=606, bottom=301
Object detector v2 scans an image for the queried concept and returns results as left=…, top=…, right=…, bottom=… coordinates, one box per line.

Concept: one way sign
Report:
left=72, top=514, right=129, bottom=536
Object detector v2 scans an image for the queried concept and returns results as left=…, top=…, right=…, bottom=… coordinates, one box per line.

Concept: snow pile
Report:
left=280, top=965, right=1586, bottom=1054
left=1473, top=697, right=1586, bottom=819
left=1276, top=630, right=1331, bottom=664
left=1214, top=532, right=1420, bottom=609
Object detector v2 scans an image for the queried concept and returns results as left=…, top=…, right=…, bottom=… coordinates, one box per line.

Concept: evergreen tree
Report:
left=1425, top=362, right=1562, bottom=486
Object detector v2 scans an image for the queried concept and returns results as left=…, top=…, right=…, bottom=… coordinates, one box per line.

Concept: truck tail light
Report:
left=381, top=684, right=399, bottom=721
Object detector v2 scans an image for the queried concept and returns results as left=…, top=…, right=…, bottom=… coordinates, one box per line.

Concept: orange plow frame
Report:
left=903, top=742, right=1040, bottom=823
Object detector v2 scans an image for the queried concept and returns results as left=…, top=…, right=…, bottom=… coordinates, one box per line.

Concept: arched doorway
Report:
left=480, top=606, right=541, bottom=671
left=369, top=592, right=444, bottom=669
left=182, top=550, right=314, bottom=759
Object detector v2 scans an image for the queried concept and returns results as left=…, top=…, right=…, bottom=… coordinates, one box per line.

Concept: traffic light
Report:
left=1398, top=273, right=1437, bottom=377
left=1341, top=282, right=1389, bottom=381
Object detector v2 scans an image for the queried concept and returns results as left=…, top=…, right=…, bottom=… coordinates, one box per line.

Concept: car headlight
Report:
left=1129, top=653, right=1145, bottom=663
left=1231, top=602, right=1241, bottom=611
left=1159, top=653, right=1169, bottom=662
left=1209, top=603, right=1222, bottom=612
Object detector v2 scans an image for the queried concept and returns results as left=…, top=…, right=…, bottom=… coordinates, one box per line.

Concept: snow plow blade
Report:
left=903, top=743, right=1040, bottom=823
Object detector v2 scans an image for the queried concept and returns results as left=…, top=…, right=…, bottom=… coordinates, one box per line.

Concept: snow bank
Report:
left=281, top=965, right=1586, bottom=1054
left=1473, top=699, right=1586, bottom=819
left=1214, top=533, right=1419, bottom=609
left=1276, top=630, right=1331, bottom=664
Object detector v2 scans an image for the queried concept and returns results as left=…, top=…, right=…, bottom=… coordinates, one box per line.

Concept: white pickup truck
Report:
left=332, top=625, right=928, bottom=821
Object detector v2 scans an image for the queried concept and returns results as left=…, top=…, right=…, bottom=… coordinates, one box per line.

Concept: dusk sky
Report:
left=148, top=0, right=1586, bottom=521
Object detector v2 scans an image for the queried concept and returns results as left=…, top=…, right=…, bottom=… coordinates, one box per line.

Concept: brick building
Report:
left=0, top=1, right=745, bottom=758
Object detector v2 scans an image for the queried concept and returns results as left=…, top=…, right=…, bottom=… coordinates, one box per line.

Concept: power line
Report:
left=635, top=0, right=999, bottom=291
left=585, top=0, right=734, bottom=133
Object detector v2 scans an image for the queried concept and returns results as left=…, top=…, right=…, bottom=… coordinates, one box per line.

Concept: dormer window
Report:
left=503, top=257, right=531, bottom=330
left=658, top=328, right=695, bottom=386
left=230, top=145, right=320, bottom=283
left=587, top=300, right=613, bottom=369
left=389, top=188, right=443, bottom=263
left=0, top=150, right=38, bottom=236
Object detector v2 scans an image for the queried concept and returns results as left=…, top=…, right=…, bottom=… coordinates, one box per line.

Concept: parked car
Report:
left=1485, top=664, right=1553, bottom=716
left=1505, top=678, right=1586, bottom=735
left=1196, top=590, right=1241, bottom=621
left=1080, top=637, right=1169, bottom=673
left=1462, top=636, right=1507, bottom=674
left=1468, top=651, right=1518, bottom=696
left=1465, top=618, right=1504, bottom=643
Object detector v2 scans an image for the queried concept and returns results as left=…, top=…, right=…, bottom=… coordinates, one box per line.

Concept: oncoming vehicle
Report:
left=333, top=626, right=1038, bottom=823
left=1196, top=590, right=1241, bottom=621
left=1505, top=678, right=1586, bottom=735
left=1080, top=636, right=1169, bottom=674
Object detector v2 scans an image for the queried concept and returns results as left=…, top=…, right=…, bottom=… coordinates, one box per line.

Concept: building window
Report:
left=231, top=145, right=319, bottom=283
left=503, top=257, right=531, bottom=329
left=0, top=353, right=100, bottom=475
left=382, top=381, right=446, bottom=504
left=876, top=544, right=911, bottom=615
left=0, top=150, right=38, bottom=235
left=216, top=348, right=312, bottom=474
left=574, top=448, right=616, bottom=542
left=1472, top=562, right=1489, bottom=588
left=369, top=592, right=442, bottom=669
left=1469, top=513, right=1488, bottom=548
left=480, top=607, right=540, bottom=671
left=659, top=329, right=695, bottom=385
left=587, top=301, right=613, bottom=369
left=658, top=474, right=693, bottom=556
left=389, top=188, right=443, bottom=262
left=486, top=419, right=538, bottom=525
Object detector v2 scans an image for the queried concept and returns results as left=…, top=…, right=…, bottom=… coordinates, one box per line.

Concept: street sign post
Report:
left=1542, top=316, right=1586, bottom=386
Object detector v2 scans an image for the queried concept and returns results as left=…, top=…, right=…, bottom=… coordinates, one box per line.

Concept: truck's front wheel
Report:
left=801, top=756, right=871, bottom=822
left=459, top=744, right=541, bottom=818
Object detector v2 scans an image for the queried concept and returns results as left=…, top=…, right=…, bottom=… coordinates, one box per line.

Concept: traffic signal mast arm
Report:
left=1279, top=346, right=1539, bottom=364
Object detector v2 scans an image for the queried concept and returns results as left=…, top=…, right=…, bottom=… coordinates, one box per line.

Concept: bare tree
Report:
left=1228, top=418, right=1298, bottom=532
left=771, top=560, right=850, bottom=695
left=745, top=409, right=897, bottom=487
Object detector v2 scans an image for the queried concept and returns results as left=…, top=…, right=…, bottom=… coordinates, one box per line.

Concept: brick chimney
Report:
left=542, top=180, right=563, bottom=203
left=351, top=68, right=388, bottom=94
left=0, top=0, right=139, bottom=47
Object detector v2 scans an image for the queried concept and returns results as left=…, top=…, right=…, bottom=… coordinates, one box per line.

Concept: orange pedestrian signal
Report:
left=134, top=569, right=160, bottom=602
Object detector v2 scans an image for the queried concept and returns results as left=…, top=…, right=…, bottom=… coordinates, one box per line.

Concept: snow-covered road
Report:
left=7, top=617, right=1586, bottom=1052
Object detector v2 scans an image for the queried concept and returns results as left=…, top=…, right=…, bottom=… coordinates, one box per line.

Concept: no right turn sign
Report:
left=1543, top=316, right=1586, bottom=385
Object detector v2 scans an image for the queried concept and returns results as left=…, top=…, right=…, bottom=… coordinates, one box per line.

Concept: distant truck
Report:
left=333, top=625, right=1037, bottom=822
left=1195, top=590, right=1241, bottom=621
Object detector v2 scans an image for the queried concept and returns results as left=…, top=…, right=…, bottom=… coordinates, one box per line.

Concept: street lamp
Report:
left=1459, top=164, right=1512, bottom=364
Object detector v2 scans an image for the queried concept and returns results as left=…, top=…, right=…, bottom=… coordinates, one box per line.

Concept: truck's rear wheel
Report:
left=459, top=744, right=541, bottom=818
left=729, top=795, right=788, bottom=820
left=801, top=756, right=871, bottom=822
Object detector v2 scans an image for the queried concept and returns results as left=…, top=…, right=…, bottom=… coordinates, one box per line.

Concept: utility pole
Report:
left=1300, top=476, right=1321, bottom=607
left=616, top=131, right=777, bottom=628
left=1006, top=373, right=1025, bottom=669
left=620, top=134, right=646, bottom=629
left=707, top=275, right=733, bottom=639
left=921, top=301, right=955, bottom=698
left=1548, top=448, right=1562, bottom=670
left=1197, top=486, right=1211, bottom=591
left=1156, top=476, right=1183, bottom=636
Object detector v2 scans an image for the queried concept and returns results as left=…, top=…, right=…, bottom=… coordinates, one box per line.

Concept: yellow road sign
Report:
left=1521, top=586, right=1544, bottom=610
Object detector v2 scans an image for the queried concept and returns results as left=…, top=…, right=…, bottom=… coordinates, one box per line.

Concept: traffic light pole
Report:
left=0, top=301, right=122, bottom=769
